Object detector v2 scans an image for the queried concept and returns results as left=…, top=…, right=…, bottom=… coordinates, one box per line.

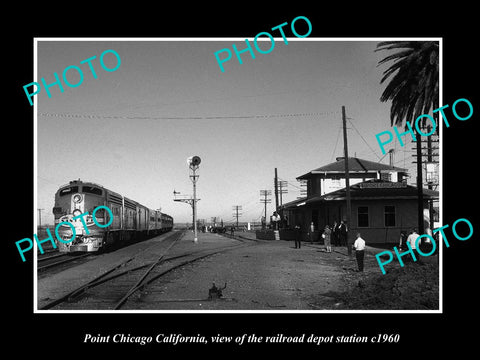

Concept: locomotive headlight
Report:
left=73, top=193, right=83, bottom=203
left=72, top=208, right=82, bottom=217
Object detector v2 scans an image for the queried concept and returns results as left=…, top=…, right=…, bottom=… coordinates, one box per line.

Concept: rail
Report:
left=39, top=231, right=259, bottom=310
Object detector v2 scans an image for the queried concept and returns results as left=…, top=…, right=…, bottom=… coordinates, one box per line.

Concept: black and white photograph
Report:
left=33, top=38, right=442, bottom=313
left=7, top=5, right=478, bottom=355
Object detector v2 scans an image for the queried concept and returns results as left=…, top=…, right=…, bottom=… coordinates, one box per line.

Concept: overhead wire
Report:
left=39, top=111, right=340, bottom=121
left=346, top=117, right=382, bottom=161
left=330, top=126, right=342, bottom=162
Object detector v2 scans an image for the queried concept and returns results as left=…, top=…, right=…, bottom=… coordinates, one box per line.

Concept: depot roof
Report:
left=280, top=179, right=438, bottom=209
left=297, top=157, right=407, bottom=180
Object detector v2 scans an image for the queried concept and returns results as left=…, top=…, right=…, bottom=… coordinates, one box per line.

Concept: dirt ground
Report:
left=124, top=231, right=440, bottom=311
left=37, top=230, right=439, bottom=311
left=316, top=254, right=439, bottom=310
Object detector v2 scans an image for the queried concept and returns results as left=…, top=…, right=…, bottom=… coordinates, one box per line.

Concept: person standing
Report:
left=399, top=231, right=407, bottom=251
left=309, top=222, right=315, bottom=243
left=407, top=228, right=420, bottom=250
left=272, top=211, right=281, bottom=230
left=406, top=228, right=421, bottom=263
left=294, top=225, right=302, bottom=249
left=339, top=220, right=348, bottom=246
left=332, top=221, right=339, bottom=247
left=323, top=225, right=332, bottom=253
left=353, top=232, right=366, bottom=272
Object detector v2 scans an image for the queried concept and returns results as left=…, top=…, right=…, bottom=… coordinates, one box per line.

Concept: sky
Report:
left=35, top=39, right=421, bottom=225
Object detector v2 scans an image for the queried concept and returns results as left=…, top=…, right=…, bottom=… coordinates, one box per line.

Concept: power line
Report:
left=39, top=111, right=337, bottom=121
left=330, top=126, right=342, bottom=162
left=346, top=117, right=382, bottom=160
left=278, top=177, right=303, bottom=191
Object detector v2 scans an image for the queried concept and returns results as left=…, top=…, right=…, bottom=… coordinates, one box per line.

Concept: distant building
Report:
left=280, top=157, right=438, bottom=244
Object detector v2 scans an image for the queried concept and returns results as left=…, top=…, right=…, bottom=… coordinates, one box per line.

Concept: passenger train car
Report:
left=53, top=179, right=173, bottom=252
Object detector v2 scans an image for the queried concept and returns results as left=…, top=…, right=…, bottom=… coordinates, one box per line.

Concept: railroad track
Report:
left=39, top=231, right=255, bottom=310
left=37, top=253, right=92, bottom=272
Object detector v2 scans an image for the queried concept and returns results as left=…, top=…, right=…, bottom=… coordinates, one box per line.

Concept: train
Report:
left=53, top=179, right=173, bottom=253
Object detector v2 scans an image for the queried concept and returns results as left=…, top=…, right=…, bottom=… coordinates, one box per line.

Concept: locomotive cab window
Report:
left=59, top=186, right=78, bottom=196
left=82, top=186, right=103, bottom=196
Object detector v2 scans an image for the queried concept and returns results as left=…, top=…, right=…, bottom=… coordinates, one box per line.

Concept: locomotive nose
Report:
left=71, top=193, right=84, bottom=214
left=73, top=193, right=83, bottom=203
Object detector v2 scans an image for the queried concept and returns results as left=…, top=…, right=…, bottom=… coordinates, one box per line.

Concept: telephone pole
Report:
left=274, top=168, right=288, bottom=207
left=412, top=124, right=438, bottom=235
left=426, top=125, right=438, bottom=229
left=415, top=129, right=425, bottom=236
left=37, top=208, right=44, bottom=228
left=274, top=168, right=279, bottom=211
left=259, top=190, right=271, bottom=229
left=278, top=181, right=288, bottom=206
left=342, top=106, right=352, bottom=256
left=232, top=205, right=242, bottom=228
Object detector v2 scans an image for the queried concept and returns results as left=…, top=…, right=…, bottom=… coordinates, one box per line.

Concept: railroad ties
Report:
left=38, top=230, right=255, bottom=310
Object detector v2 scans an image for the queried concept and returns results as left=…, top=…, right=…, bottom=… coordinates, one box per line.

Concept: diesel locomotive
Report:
left=53, top=179, right=173, bottom=252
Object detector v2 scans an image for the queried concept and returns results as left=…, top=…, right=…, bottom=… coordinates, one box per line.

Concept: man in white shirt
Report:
left=407, top=229, right=420, bottom=250
left=405, top=228, right=422, bottom=263
left=353, top=232, right=366, bottom=272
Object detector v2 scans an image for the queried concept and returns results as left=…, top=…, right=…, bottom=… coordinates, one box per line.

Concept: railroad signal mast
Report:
left=188, top=156, right=201, bottom=243
left=174, top=156, right=201, bottom=243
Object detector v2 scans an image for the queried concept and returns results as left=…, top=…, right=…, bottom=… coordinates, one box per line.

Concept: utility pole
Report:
left=37, top=208, right=44, bottom=229
left=412, top=129, right=425, bottom=236
left=416, top=131, right=424, bottom=236
left=274, top=168, right=279, bottom=211
left=232, top=205, right=242, bottom=228
left=259, top=190, right=271, bottom=230
left=342, top=106, right=352, bottom=256
left=426, top=125, right=434, bottom=231
left=278, top=181, right=288, bottom=206
left=412, top=125, right=438, bottom=235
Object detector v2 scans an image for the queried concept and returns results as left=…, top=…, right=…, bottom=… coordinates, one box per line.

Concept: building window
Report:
left=357, top=206, right=369, bottom=227
left=380, top=172, right=392, bottom=181
left=384, top=205, right=396, bottom=227
left=331, top=176, right=341, bottom=187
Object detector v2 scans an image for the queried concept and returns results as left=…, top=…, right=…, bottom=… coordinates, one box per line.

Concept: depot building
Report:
left=279, top=157, right=438, bottom=244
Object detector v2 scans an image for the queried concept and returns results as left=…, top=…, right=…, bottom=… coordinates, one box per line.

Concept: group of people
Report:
left=293, top=220, right=366, bottom=272
left=294, top=220, right=348, bottom=249
left=295, top=221, right=349, bottom=248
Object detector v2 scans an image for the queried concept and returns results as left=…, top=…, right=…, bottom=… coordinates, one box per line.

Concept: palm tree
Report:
left=376, top=41, right=439, bottom=236
left=376, top=41, right=439, bottom=127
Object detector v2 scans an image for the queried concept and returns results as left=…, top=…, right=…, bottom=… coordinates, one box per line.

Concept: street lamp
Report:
left=187, top=156, right=201, bottom=243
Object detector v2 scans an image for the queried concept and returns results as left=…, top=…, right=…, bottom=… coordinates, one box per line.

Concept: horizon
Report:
left=35, top=39, right=435, bottom=225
